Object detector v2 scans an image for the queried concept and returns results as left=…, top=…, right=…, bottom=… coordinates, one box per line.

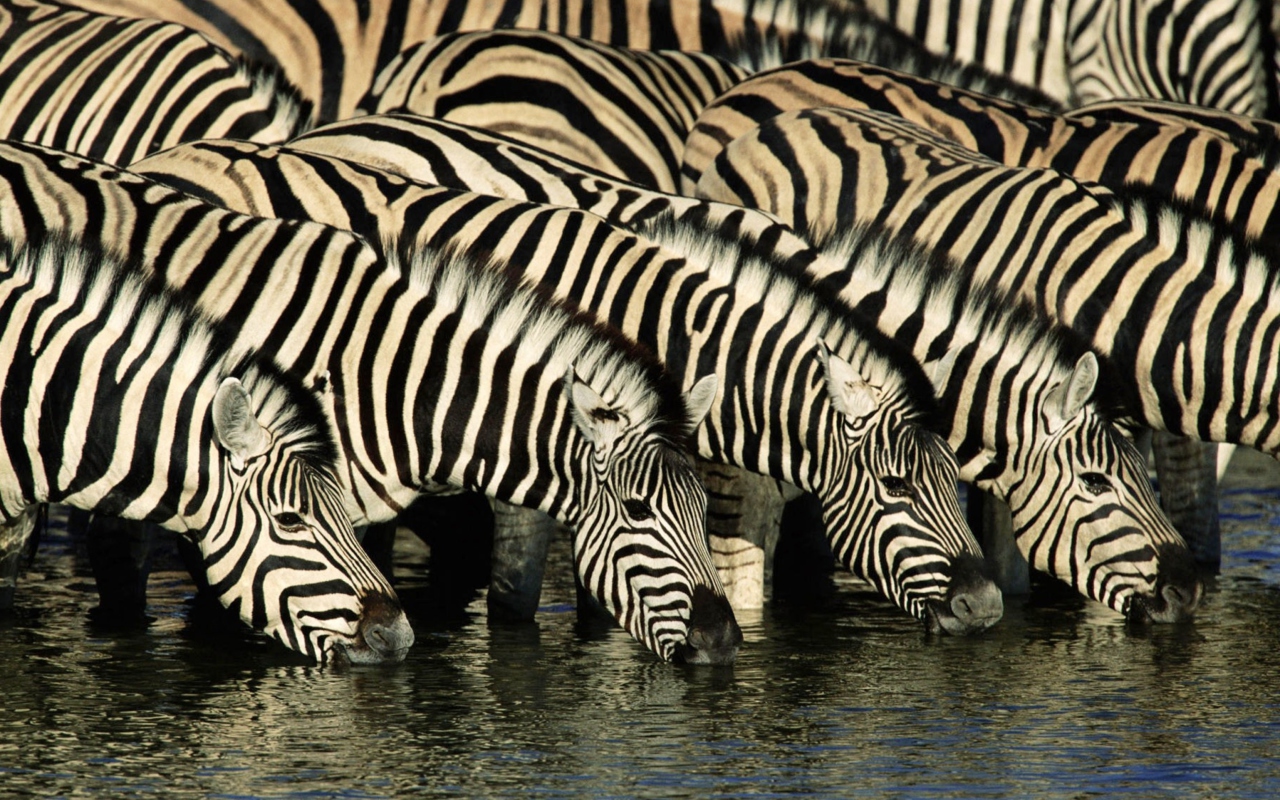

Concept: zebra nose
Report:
left=351, top=592, right=415, bottom=663
left=1128, top=543, right=1203, bottom=623
left=674, top=584, right=742, bottom=665
left=929, top=554, right=1004, bottom=635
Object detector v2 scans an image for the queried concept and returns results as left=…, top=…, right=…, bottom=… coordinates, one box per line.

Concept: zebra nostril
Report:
left=350, top=592, right=414, bottom=663
left=676, top=585, right=742, bottom=665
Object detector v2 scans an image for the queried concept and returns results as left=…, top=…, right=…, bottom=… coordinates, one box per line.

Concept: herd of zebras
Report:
left=2, top=0, right=1278, bottom=668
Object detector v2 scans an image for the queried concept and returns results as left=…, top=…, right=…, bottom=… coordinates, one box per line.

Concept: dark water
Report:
left=2, top=455, right=1279, bottom=798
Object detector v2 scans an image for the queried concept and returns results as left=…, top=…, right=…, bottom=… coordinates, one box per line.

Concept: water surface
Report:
left=1, top=453, right=1278, bottom=798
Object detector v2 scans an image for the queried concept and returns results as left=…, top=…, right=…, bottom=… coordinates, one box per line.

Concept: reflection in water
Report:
left=1, top=454, right=1279, bottom=797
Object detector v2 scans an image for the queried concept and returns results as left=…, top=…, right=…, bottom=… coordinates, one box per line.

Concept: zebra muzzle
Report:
left=342, top=591, right=415, bottom=664
left=673, top=585, right=742, bottom=665
left=925, top=554, right=1004, bottom=635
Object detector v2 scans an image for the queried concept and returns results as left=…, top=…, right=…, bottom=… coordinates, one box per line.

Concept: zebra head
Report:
left=565, top=369, right=742, bottom=665
left=205, top=376, right=413, bottom=665
left=995, top=353, right=1202, bottom=623
left=814, top=341, right=1002, bottom=635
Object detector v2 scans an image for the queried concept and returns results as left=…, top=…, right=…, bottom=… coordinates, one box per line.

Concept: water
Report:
left=2, top=454, right=1278, bottom=798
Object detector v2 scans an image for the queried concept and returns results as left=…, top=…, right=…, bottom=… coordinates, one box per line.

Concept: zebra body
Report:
left=128, top=136, right=1000, bottom=634
left=0, top=234, right=411, bottom=664
left=0, top=140, right=738, bottom=663
left=360, top=28, right=747, bottom=192
left=0, top=0, right=311, bottom=165
left=695, top=106, right=1280, bottom=464
left=280, top=114, right=1202, bottom=621
left=861, top=0, right=1270, bottom=115
left=64, top=0, right=1059, bottom=122
left=681, top=58, right=1280, bottom=245
left=1064, top=98, right=1280, bottom=169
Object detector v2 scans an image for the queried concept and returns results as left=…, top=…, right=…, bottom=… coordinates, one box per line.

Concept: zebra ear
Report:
left=565, top=366, right=628, bottom=449
left=213, top=377, right=273, bottom=471
left=927, top=348, right=961, bottom=391
left=816, top=341, right=879, bottom=420
left=683, top=374, right=718, bottom=431
left=1044, top=352, right=1098, bottom=432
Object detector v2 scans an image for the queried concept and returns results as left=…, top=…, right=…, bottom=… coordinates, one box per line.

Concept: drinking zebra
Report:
left=693, top=107, right=1280, bottom=565
left=128, top=136, right=1001, bottom=634
left=0, top=140, right=740, bottom=664
left=282, top=112, right=1198, bottom=621
left=1, top=233, right=411, bottom=664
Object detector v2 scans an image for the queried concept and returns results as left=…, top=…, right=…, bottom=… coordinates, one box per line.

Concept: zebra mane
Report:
left=388, top=238, right=695, bottom=448
left=720, top=0, right=1063, bottom=111
left=4, top=233, right=338, bottom=467
left=232, top=55, right=317, bottom=136
left=630, top=211, right=944, bottom=429
left=818, top=221, right=1136, bottom=421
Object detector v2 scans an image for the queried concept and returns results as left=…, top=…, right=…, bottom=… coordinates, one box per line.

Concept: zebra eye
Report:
left=1081, top=472, right=1112, bottom=495
left=273, top=511, right=308, bottom=530
left=881, top=476, right=913, bottom=498
left=623, top=499, right=655, bottom=521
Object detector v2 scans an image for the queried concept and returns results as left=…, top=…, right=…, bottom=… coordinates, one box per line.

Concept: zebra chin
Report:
left=328, top=592, right=415, bottom=665
left=922, top=555, right=1004, bottom=636
left=1123, top=544, right=1204, bottom=624
left=668, top=585, right=743, bottom=665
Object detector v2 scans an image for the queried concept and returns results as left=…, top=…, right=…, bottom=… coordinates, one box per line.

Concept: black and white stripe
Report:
left=861, top=0, right=1269, bottom=114
left=0, top=0, right=311, bottom=165
left=129, top=136, right=1000, bottom=634
left=681, top=58, right=1280, bottom=245
left=65, top=0, right=1059, bottom=122
left=0, top=234, right=410, bottom=664
left=360, top=28, right=747, bottom=192
left=695, top=106, right=1280, bottom=485
left=282, top=112, right=1202, bottom=619
left=0, top=140, right=739, bottom=664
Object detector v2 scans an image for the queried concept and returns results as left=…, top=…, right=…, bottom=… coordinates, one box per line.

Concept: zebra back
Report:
left=0, top=138, right=740, bottom=664
left=696, top=106, right=1280, bottom=459
left=361, top=28, right=747, bottom=192
left=130, top=136, right=998, bottom=633
left=0, top=0, right=312, bottom=165
left=0, top=233, right=410, bottom=664
left=681, top=57, right=1280, bottom=247
left=861, top=0, right=1270, bottom=115
left=64, top=0, right=1058, bottom=122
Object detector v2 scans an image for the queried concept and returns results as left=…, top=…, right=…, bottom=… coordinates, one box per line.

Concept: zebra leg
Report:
left=0, top=506, right=41, bottom=610
left=487, top=499, right=556, bottom=622
left=966, top=489, right=1030, bottom=594
left=698, top=461, right=788, bottom=611
left=85, top=515, right=159, bottom=625
left=1151, top=432, right=1221, bottom=568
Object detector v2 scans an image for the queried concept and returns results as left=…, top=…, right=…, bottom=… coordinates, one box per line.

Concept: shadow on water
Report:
left=1, top=451, right=1279, bottom=797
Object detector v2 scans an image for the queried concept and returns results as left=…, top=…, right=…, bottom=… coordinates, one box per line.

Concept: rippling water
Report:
left=2, top=453, right=1278, bottom=798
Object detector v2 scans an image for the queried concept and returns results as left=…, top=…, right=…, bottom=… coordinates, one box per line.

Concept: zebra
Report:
left=126, top=135, right=1002, bottom=634
left=680, top=58, right=1280, bottom=247
left=677, top=56, right=1280, bottom=551
left=280, top=112, right=1202, bottom=622
left=1063, top=98, right=1280, bottom=170
left=0, top=0, right=312, bottom=165
left=693, top=106, right=1280, bottom=559
left=859, top=0, right=1270, bottom=115
left=64, top=0, right=1060, bottom=122
left=358, top=28, right=747, bottom=193
left=0, top=233, right=412, bottom=665
left=0, top=140, right=741, bottom=664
